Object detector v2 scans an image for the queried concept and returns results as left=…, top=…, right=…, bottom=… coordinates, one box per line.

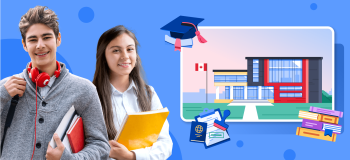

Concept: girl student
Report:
left=92, top=25, right=173, bottom=160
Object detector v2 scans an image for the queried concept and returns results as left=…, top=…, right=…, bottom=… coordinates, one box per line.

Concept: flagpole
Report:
left=206, top=63, right=208, bottom=103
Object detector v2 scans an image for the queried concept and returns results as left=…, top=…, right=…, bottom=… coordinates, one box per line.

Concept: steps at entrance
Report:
left=230, top=100, right=271, bottom=103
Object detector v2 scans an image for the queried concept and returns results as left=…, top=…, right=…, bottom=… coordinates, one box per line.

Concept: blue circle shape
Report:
left=167, top=132, right=182, bottom=160
left=78, top=7, right=94, bottom=23
left=236, top=140, right=244, bottom=148
left=310, top=3, right=317, bottom=10
left=284, top=149, right=296, bottom=160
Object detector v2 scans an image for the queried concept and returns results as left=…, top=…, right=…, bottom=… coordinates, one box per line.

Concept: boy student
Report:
left=0, top=6, right=110, bottom=159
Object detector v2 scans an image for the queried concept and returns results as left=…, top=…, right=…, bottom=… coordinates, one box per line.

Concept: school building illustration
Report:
left=214, top=57, right=323, bottom=103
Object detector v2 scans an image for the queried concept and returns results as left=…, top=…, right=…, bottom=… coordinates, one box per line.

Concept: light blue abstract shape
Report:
left=183, top=89, right=225, bottom=103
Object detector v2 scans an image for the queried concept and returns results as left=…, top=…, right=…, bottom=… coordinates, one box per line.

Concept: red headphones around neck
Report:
left=27, top=61, right=61, bottom=87
left=26, top=60, right=61, bottom=160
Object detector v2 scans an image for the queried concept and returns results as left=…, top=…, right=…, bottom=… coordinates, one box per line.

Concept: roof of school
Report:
left=213, top=70, right=248, bottom=72
left=245, top=57, right=323, bottom=59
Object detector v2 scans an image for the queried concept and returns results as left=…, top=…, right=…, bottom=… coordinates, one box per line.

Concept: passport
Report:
left=190, top=121, right=207, bottom=142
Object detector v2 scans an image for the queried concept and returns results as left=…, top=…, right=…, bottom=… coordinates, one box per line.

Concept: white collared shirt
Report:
left=39, top=75, right=56, bottom=98
left=110, top=81, right=173, bottom=160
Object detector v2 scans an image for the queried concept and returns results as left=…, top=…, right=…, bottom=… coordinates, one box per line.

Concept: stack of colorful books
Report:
left=296, top=106, right=343, bottom=142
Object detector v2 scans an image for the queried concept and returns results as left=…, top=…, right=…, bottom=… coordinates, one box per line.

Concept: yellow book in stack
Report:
left=115, top=108, right=169, bottom=150
left=296, top=127, right=337, bottom=142
left=298, top=110, right=339, bottom=124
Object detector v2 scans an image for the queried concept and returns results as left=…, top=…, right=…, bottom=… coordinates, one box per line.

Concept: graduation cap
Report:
left=161, top=16, right=207, bottom=51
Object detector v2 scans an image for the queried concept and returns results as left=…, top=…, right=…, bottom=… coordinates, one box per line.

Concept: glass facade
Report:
left=219, top=86, right=277, bottom=100
left=225, top=86, right=230, bottom=99
left=253, top=59, right=259, bottom=82
left=280, top=86, right=302, bottom=91
left=233, top=86, right=244, bottom=100
left=226, top=75, right=236, bottom=82
left=261, top=86, right=274, bottom=99
left=214, top=75, right=225, bottom=82
left=214, top=75, right=247, bottom=82
left=269, top=59, right=303, bottom=83
left=280, top=93, right=302, bottom=97
left=247, top=86, right=258, bottom=99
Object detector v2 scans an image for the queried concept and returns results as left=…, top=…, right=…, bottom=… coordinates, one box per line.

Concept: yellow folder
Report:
left=115, top=108, right=169, bottom=150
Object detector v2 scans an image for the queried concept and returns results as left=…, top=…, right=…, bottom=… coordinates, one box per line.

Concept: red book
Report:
left=67, top=117, right=85, bottom=153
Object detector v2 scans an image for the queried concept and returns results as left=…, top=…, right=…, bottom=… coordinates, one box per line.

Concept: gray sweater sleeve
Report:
left=60, top=84, right=110, bottom=160
left=0, top=78, right=13, bottom=113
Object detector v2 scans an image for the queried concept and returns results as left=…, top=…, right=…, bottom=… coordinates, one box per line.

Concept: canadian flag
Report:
left=195, top=63, right=207, bottom=71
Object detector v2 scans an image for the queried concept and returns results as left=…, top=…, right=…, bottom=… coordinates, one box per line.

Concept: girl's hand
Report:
left=109, top=140, right=136, bottom=160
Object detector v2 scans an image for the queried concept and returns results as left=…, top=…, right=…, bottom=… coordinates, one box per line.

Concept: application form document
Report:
left=197, top=110, right=230, bottom=147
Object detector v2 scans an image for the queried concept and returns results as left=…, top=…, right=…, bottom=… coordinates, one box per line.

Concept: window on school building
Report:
left=280, top=86, right=302, bottom=91
left=214, top=75, right=247, bottom=82
left=247, top=86, right=258, bottom=99
left=225, top=86, right=230, bottom=99
left=269, top=59, right=302, bottom=83
left=280, top=93, right=302, bottom=97
left=214, top=75, right=225, bottom=82
left=253, top=59, right=259, bottom=82
left=233, top=86, right=244, bottom=100
left=261, top=86, right=274, bottom=99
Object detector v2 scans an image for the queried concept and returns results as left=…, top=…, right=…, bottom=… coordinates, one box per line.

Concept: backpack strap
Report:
left=1, top=95, right=20, bottom=154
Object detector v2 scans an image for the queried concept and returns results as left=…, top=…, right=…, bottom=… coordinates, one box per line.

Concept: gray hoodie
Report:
left=0, top=62, right=110, bottom=159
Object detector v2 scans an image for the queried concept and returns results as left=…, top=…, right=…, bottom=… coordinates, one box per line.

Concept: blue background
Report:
left=1, top=0, right=348, bottom=159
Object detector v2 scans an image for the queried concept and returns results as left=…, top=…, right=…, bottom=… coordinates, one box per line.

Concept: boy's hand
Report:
left=46, top=133, right=65, bottom=160
left=4, top=76, right=26, bottom=97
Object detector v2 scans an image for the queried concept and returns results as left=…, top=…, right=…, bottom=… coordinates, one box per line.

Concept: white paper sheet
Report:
left=197, top=111, right=230, bottom=146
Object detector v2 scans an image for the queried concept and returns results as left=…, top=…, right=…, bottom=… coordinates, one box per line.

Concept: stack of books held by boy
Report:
left=50, top=106, right=85, bottom=153
left=297, top=106, right=343, bottom=142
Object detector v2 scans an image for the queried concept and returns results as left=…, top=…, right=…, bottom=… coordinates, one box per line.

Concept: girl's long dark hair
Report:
left=92, top=25, right=152, bottom=140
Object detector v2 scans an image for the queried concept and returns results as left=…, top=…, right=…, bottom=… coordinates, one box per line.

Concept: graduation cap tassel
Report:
left=175, top=38, right=181, bottom=51
left=182, top=22, right=207, bottom=44
left=195, top=31, right=207, bottom=43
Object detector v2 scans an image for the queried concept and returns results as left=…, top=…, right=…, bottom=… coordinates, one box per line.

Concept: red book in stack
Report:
left=67, top=117, right=85, bottom=153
